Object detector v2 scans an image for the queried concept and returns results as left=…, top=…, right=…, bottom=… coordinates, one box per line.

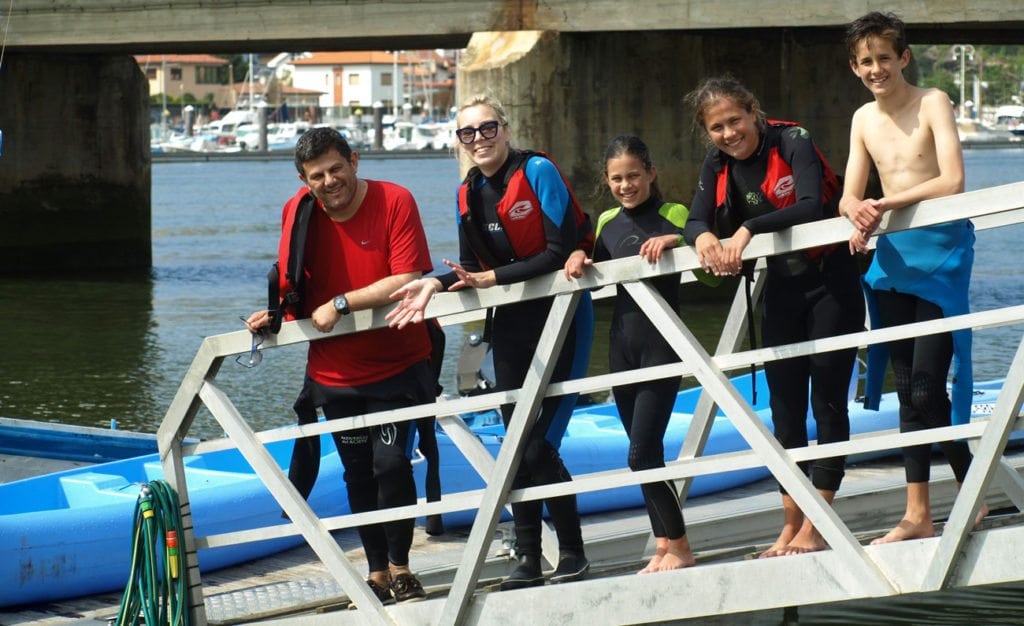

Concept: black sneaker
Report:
left=549, top=551, right=589, bottom=584
left=366, top=579, right=395, bottom=605
left=499, top=554, right=544, bottom=590
left=390, top=572, right=427, bottom=603
left=425, top=514, right=445, bottom=536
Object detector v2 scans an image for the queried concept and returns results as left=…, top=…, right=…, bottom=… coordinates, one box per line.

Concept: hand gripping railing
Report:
left=156, top=181, right=1024, bottom=625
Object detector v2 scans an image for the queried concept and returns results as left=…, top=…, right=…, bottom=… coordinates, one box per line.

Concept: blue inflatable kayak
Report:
left=0, top=375, right=1008, bottom=607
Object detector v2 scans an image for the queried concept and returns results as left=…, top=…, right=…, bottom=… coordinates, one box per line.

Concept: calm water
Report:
left=1, top=149, right=1023, bottom=623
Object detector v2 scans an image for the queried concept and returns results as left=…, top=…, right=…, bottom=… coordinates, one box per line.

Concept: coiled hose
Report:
left=115, top=479, right=191, bottom=626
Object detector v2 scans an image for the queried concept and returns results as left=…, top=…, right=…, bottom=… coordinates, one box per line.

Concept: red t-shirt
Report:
left=279, top=180, right=433, bottom=387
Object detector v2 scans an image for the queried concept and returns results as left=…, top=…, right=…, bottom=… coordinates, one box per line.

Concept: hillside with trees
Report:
left=912, top=44, right=1024, bottom=112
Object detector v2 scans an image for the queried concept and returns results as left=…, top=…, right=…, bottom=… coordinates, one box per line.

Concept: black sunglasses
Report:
left=455, top=120, right=501, bottom=145
left=236, top=316, right=265, bottom=368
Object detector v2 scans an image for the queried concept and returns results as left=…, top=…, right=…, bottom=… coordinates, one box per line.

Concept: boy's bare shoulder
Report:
left=851, top=100, right=879, bottom=125
left=919, top=86, right=955, bottom=111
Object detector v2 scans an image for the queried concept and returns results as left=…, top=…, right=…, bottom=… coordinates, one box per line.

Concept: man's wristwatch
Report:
left=333, top=294, right=351, bottom=315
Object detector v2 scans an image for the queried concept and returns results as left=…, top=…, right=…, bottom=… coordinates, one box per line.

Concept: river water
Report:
left=1, top=148, right=1023, bottom=623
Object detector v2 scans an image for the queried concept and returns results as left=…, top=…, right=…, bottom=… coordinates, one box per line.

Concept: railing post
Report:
left=158, top=341, right=222, bottom=626
left=653, top=268, right=765, bottom=557
left=435, top=414, right=562, bottom=567
left=199, top=381, right=396, bottom=624
left=675, top=268, right=766, bottom=485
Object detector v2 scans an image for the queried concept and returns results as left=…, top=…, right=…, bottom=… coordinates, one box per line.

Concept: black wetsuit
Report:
left=289, top=362, right=435, bottom=571
left=684, top=124, right=865, bottom=493
left=875, top=292, right=972, bottom=483
left=593, top=195, right=686, bottom=539
left=438, top=152, right=594, bottom=559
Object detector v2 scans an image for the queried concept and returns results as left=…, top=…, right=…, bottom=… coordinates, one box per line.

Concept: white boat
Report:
left=237, top=121, right=311, bottom=151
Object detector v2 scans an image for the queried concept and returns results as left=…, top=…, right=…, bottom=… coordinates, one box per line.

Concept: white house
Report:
left=289, top=50, right=458, bottom=120
left=291, top=51, right=409, bottom=115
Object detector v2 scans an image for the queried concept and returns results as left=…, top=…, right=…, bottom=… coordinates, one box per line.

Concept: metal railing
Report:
left=156, top=181, right=1024, bottom=625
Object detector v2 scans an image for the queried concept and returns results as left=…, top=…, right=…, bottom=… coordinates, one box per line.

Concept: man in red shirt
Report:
left=245, top=127, right=433, bottom=604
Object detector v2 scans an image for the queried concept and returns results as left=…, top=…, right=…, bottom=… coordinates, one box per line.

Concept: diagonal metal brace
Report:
left=922, top=335, right=1024, bottom=591
left=624, top=280, right=894, bottom=596
left=199, top=381, right=396, bottom=625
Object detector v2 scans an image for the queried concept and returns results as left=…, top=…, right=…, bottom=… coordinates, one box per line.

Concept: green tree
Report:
left=216, top=54, right=250, bottom=86
left=912, top=44, right=1024, bottom=107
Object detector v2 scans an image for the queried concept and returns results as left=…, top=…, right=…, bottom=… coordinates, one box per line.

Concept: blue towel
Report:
left=861, top=220, right=975, bottom=424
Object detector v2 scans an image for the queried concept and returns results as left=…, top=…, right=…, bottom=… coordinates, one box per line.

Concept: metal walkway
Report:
left=156, top=182, right=1024, bottom=625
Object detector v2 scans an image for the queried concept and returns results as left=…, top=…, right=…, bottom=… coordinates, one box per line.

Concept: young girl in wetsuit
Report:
left=387, top=95, right=594, bottom=590
left=564, top=135, right=702, bottom=573
left=682, top=77, right=865, bottom=558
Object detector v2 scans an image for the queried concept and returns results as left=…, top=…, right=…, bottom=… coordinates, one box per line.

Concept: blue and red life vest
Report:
left=456, top=149, right=593, bottom=269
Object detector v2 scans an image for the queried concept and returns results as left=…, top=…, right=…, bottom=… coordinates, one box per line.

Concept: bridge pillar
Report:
left=458, top=30, right=868, bottom=212
left=0, top=53, right=151, bottom=273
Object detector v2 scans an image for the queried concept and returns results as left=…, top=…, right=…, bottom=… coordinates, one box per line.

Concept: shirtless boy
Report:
left=840, top=11, right=986, bottom=544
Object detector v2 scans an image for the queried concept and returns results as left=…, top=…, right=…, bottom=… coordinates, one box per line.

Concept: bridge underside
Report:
left=7, top=1, right=1024, bottom=54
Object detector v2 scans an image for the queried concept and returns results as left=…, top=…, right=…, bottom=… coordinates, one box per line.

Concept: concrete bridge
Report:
left=2, top=1, right=1022, bottom=272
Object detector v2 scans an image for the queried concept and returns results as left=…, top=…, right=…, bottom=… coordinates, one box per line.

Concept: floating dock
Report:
left=5, top=447, right=1024, bottom=625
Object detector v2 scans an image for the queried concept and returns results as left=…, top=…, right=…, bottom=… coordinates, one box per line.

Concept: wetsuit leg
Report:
left=324, top=397, right=391, bottom=572
left=365, top=401, right=417, bottom=567
left=762, top=273, right=812, bottom=493
left=805, top=252, right=863, bottom=492
left=876, top=290, right=973, bottom=483
left=493, top=296, right=592, bottom=557
left=610, top=315, right=685, bottom=539
left=321, top=365, right=427, bottom=571
left=421, top=321, right=446, bottom=504
left=286, top=378, right=322, bottom=501
left=416, top=418, right=441, bottom=502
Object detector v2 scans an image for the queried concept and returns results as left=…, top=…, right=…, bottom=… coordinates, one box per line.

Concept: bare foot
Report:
left=759, top=525, right=799, bottom=558
left=870, top=518, right=935, bottom=545
left=639, top=552, right=664, bottom=574
left=974, top=503, right=990, bottom=529
left=777, top=539, right=827, bottom=556
left=759, top=544, right=787, bottom=558
left=777, top=524, right=827, bottom=556
left=652, top=537, right=696, bottom=571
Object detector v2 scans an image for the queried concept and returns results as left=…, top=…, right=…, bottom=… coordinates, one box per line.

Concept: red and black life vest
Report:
left=713, top=120, right=841, bottom=261
left=267, top=189, right=317, bottom=333
left=456, top=149, right=593, bottom=269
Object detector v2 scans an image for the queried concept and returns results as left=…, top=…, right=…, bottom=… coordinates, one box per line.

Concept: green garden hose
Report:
left=115, top=479, right=191, bottom=626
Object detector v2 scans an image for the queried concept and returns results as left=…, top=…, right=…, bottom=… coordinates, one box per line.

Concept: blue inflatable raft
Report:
left=0, top=376, right=1008, bottom=607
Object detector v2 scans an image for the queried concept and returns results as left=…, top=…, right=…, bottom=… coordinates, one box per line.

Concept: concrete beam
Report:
left=458, top=29, right=867, bottom=218
left=5, top=1, right=1024, bottom=53
left=0, top=53, right=151, bottom=273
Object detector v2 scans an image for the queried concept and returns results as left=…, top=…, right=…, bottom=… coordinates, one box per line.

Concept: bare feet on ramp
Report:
left=654, top=550, right=697, bottom=571
left=759, top=526, right=798, bottom=558
left=639, top=553, right=664, bottom=574
left=639, top=538, right=696, bottom=573
left=870, top=519, right=936, bottom=544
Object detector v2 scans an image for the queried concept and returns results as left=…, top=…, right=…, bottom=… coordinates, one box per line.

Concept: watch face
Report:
left=334, top=295, right=349, bottom=314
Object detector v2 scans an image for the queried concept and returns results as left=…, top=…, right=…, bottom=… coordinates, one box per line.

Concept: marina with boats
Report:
left=151, top=117, right=456, bottom=157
